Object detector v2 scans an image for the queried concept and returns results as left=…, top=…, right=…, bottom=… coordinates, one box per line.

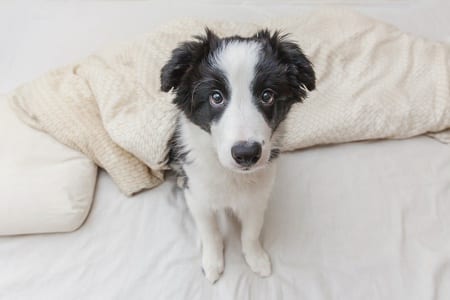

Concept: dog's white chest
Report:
left=183, top=155, right=276, bottom=212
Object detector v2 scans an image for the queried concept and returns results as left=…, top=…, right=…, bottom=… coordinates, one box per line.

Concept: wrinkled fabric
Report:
left=1, top=137, right=450, bottom=299
left=9, top=8, right=450, bottom=195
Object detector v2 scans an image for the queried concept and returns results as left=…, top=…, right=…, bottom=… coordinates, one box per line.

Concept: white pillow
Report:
left=0, top=96, right=97, bottom=235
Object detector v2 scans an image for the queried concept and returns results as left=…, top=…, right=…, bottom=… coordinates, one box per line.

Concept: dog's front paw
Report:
left=202, top=249, right=224, bottom=283
left=244, top=246, right=271, bottom=277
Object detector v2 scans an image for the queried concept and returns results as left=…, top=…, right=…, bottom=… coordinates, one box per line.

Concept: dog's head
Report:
left=161, top=28, right=315, bottom=173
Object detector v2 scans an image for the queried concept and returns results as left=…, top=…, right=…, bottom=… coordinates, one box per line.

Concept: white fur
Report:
left=179, top=115, right=276, bottom=282
left=211, top=41, right=273, bottom=172
left=179, top=41, right=276, bottom=283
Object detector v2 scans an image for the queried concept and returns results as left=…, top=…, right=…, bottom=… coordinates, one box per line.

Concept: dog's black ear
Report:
left=254, top=29, right=316, bottom=93
left=160, top=28, right=219, bottom=92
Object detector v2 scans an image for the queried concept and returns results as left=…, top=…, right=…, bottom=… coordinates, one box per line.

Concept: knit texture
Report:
left=8, top=8, right=450, bottom=195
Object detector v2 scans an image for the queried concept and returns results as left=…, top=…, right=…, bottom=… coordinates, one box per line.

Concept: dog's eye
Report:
left=209, top=90, right=224, bottom=106
left=260, top=89, right=275, bottom=105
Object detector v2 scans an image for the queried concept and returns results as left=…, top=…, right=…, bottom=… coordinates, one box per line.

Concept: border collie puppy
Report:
left=161, top=29, right=315, bottom=283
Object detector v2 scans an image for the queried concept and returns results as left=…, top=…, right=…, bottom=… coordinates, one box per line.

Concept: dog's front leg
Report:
left=240, top=208, right=271, bottom=277
left=185, top=192, right=224, bottom=283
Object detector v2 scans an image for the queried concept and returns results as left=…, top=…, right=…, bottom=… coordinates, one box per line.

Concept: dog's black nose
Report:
left=231, top=141, right=262, bottom=167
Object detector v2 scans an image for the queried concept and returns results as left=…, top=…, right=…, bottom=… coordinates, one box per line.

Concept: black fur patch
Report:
left=167, top=121, right=190, bottom=188
left=161, top=29, right=229, bottom=132
left=269, top=148, right=281, bottom=162
left=251, top=30, right=315, bottom=130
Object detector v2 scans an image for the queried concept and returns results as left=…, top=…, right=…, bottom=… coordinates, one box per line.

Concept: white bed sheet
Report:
left=1, top=1, right=450, bottom=299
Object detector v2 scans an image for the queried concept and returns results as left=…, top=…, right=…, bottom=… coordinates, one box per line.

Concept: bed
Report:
left=1, top=1, right=450, bottom=299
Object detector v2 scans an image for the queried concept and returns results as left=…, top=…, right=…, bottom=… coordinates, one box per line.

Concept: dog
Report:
left=160, top=28, right=315, bottom=283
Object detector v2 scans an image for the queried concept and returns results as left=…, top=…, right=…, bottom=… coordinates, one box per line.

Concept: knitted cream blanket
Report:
left=9, top=8, right=450, bottom=196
